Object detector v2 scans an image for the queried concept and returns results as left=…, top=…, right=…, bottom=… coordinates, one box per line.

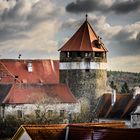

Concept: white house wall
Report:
left=3, top=103, right=81, bottom=117
left=19, top=131, right=31, bottom=140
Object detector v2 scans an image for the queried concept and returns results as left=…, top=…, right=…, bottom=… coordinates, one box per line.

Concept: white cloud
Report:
left=98, top=0, right=113, bottom=7
left=108, top=55, right=140, bottom=72
left=0, top=0, right=62, bottom=59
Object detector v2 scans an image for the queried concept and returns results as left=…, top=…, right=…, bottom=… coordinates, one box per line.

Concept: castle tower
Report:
left=59, top=16, right=108, bottom=111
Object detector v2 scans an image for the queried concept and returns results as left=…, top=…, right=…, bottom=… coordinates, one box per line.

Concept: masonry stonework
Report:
left=60, top=69, right=107, bottom=109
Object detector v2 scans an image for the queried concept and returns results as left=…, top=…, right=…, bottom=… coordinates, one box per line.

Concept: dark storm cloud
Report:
left=65, top=0, right=107, bottom=13
left=111, top=31, right=140, bottom=56
left=66, top=0, right=140, bottom=14
left=66, top=0, right=95, bottom=13
left=111, top=0, right=140, bottom=14
left=122, top=32, right=140, bottom=52
left=113, top=30, right=133, bottom=41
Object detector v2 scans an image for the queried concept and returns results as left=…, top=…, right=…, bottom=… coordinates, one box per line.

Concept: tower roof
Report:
left=59, top=17, right=108, bottom=52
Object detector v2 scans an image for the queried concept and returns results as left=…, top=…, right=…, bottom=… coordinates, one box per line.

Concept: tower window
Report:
left=77, top=52, right=81, bottom=57
left=85, top=53, right=88, bottom=57
left=95, top=52, right=100, bottom=57
left=85, top=69, right=90, bottom=72
left=67, top=52, right=70, bottom=58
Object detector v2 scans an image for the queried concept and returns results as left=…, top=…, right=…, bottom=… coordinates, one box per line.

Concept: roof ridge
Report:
left=80, top=21, right=87, bottom=51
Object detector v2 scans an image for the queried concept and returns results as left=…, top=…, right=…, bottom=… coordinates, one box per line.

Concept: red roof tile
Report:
left=0, top=59, right=59, bottom=84
left=3, top=83, right=77, bottom=104
left=59, top=20, right=108, bottom=52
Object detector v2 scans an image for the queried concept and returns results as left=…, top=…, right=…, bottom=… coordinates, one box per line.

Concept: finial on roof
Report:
left=85, top=14, right=88, bottom=21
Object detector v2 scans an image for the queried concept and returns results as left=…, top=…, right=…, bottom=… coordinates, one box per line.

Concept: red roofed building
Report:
left=0, top=59, right=81, bottom=119
left=0, top=83, right=80, bottom=119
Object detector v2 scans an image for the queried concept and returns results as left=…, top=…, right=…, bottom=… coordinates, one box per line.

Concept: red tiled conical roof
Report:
left=59, top=20, right=107, bottom=52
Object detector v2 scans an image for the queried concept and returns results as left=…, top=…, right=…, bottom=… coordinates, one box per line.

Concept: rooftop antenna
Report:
left=85, top=14, right=88, bottom=21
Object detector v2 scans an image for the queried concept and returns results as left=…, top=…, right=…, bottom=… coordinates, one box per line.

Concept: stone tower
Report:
left=59, top=16, right=108, bottom=111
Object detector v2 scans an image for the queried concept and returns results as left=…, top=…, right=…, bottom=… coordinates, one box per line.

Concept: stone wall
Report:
left=60, top=69, right=107, bottom=111
left=0, top=103, right=80, bottom=119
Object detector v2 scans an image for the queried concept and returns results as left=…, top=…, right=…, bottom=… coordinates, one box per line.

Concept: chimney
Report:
left=27, top=62, right=33, bottom=72
left=133, top=86, right=140, bottom=99
left=18, top=54, right=21, bottom=59
left=111, top=89, right=116, bottom=106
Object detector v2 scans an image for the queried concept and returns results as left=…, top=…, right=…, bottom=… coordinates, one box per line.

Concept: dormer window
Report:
left=27, top=62, right=33, bottom=72
left=94, top=39, right=101, bottom=48
left=85, top=53, right=88, bottom=57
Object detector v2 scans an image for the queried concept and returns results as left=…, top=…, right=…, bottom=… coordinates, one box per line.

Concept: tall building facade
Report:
left=59, top=17, right=108, bottom=111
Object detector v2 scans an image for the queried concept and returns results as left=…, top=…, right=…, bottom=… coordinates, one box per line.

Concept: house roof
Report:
left=2, top=83, right=77, bottom=104
left=0, top=59, right=59, bottom=84
left=96, top=93, right=140, bottom=119
left=12, top=123, right=140, bottom=140
left=59, top=20, right=108, bottom=52
left=12, top=124, right=66, bottom=140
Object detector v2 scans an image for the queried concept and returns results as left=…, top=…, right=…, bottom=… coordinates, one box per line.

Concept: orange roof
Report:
left=96, top=93, right=140, bottom=119
left=12, top=123, right=140, bottom=140
left=59, top=20, right=108, bottom=52
left=2, top=83, right=77, bottom=104
left=24, top=125, right=66, bottom=140
left=0, top=59, right=59, bottom=84
left=12, top=124, right=66, bottom=140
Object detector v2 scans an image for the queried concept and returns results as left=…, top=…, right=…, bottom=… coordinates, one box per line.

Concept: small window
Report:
left=17, top=110, right=23, bottom=118
left=35, top=110, right=40, bottom=118
left=15, top=75, right=19, bottom=79
left=48, top=110, right=53, bottom=117
left=67, top=52, right=70, bottom=58
left=77, top=52, right=81, bottom=57
left=95, top=52, right=100, bottom=57
left=60, top=110, right=65, bottom=117
left=85, top=53, right=88, bottom=57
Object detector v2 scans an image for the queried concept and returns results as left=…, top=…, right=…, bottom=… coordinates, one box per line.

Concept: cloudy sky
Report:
left=0, top=0, right=140, bottom=72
